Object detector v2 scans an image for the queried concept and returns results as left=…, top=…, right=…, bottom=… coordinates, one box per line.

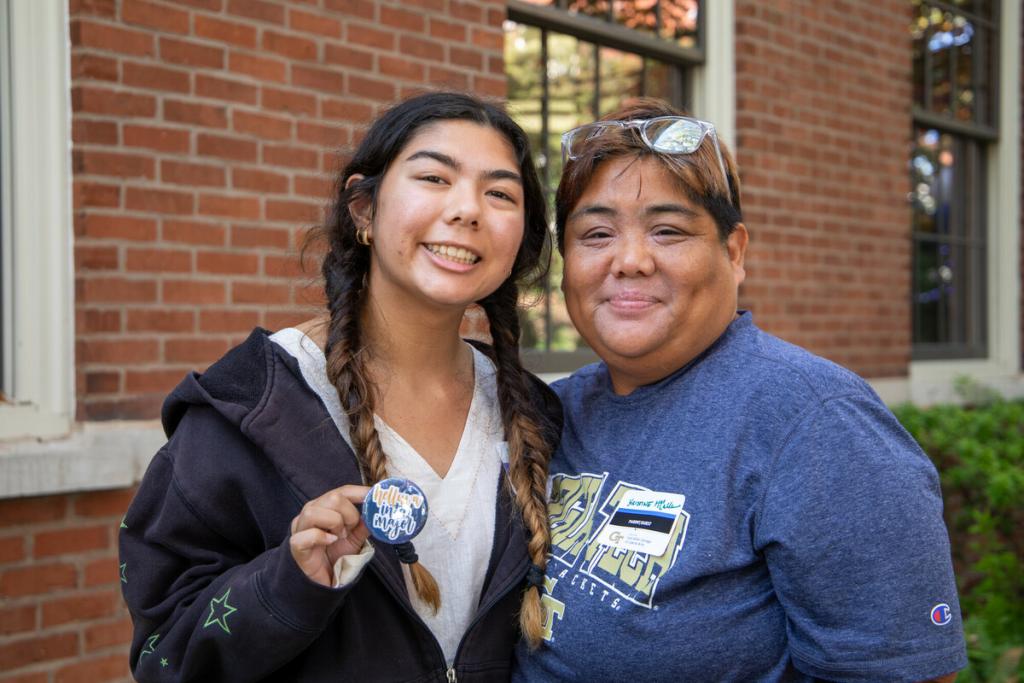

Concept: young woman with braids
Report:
left=119, top=92, right=560, bottom=682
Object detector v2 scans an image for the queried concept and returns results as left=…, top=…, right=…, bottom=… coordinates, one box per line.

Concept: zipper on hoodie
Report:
left=449, top=557, right=529, bottom=674
left=446, top=666, right=457, bottom=682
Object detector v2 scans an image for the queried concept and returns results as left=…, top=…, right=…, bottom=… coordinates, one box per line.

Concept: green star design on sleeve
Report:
left=120, top=516, right=128, bottom=529
left=120, top=562, right=127, bottom=584
left=140, top=633, right=159, bottom=659
left=204, top=587, right=238, bottom=634
left=160, top=657, right=169, bottom=667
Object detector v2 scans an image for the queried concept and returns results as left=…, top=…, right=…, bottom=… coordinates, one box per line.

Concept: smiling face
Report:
left=350, top=120, right=526, bottom=315
left=562, top=155, right=748, bottom=395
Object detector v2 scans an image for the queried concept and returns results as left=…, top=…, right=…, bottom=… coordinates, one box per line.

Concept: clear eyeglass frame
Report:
left=560, top=116, right=728, bottom=188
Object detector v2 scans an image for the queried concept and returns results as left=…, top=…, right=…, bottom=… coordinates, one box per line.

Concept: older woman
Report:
left=513, top=99, right=966, bottom=682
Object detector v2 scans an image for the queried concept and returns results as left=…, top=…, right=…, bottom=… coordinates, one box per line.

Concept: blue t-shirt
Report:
left=513, top=313, right=967, bottom=682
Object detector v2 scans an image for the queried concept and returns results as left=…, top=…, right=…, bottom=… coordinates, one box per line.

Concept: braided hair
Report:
left=304, top=92, right=554, bottom=646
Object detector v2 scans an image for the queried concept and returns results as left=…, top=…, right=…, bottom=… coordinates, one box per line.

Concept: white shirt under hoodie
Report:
left=270, top=328, right=503, bottom=666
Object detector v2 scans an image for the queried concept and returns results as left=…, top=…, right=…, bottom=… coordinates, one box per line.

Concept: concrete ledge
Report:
left=0, top=421, right=165, bottom=499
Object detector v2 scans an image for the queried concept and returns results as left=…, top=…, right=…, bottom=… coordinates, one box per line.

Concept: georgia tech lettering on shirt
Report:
left=540, top=472, right=691, bottom=641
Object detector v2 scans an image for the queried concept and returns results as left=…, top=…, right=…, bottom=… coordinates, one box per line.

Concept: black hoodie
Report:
left=119, top=328, right=562, bottom=682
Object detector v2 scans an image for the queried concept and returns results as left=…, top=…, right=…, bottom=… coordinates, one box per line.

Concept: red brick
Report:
left=72, top=19, right=154, bottom=56
left=323, top=0, right=374, bottom=19
left=323, top=43, right=373, bottom=71
left=266, top=199, right=320, bottom=223
left=288, top=8, right=342, bottom=38
left=449, top=1, right=482, bottom=22
left=195, top=14, right=258, bottom=48
left=71, top=53, right=118, bottom=82
left=262, top=86, right=318, bottom=117
left=0, top=671, right=49, bottom=683
left=163, top=219, right=225, bottom=246
left=72, top=119, right=118, bottom=145
left=380, top=56, right=424, bottom=81
left=84, top=371, right=120, bottom=394
left=264, top=254, right=306, bottom=279
left=199, top=309, right=261, bottom=333
left=79, top=276, right=157, bottom=305
left=231, top=168, right=289, bottom=194
left=78, top=214, right=156, bottom=241
left=297, top=122, right=344, bottom=147
left=262, top=30, right=317, bottom=61
left=125, top=187, right=195, bottom=215
left=399, top=35, right=444, bottom=62
left=125, top=368, right=189, bottom=392
left=122, top=61, right=190, bottom=93
left=165, top=338, right=230, bottom=363
left=122, top=0, right=190, bottom=34
left=0, top=563, right=77, bottom=597
left=263, top=144, right=319, bottom=170
left=55, top=653, right=130, bottom=683
left=294, top=281, right=326, bottom=305
left=0, top=632, right=78, bottom=671
left=471, top=27, right=503, bottom=52
left=70, top=0, right=116, bottom=17
left=228, top=0, right=285, bottom=24
left=427, top=66, right=469, bottom=90
left=450, top=47, right=483, bottom=70
left=72, top=86, right=156, bottom=118
left=126, top=247, right=193, bottom=273
left=75, top=245, right=119, bottom=271
left=233, top=110, right=292, bottom=140
left=83, top=557, right=121, bottom=587
left=79, top=310, right=122, bottom=334
left=348, top=74, right=395, bottom=100
left=160, top=36, right=224, bottom=69
left=198, top=133, right=258, bottom=162
left=84, top=617, right=132, bottom=652
left=265, top=310, right=311, bottom=331
left=293, top=173, right=334, bottom=199
left=123, top=124, right=190, bottom=153
left=0, top=497, right=68, bottom=527
left=164, top=99, right=228, bottom=128
left=232, top=281, right=290, bottom=305
left=162, top=160, right=227, bottom=187
left=74, top=150, right=155, bottom=179
left=196, top=251, right=260, bottom=275
left=381, top=6, right=426, bottom=32
left=0, top=604, right=36, bottom=636
left=230, top=224, right=290, bottom=249
left=163, top=279, right=227, bottom=304
left=291, top=65, right=345, bottom=94
left=229, top=51, right=287, bottom=83
left=430, top=17, right=467, bottom=42
left=72, top=489, right=134, bottom=519
left=74, top=181, right=120, bottom=208
left=173, top=0, right=223, bottom=8
left=473, top=74, right=505, bottom=97
left=0, top=535, right=25, bottom=563
left=196, top=74, right=259, bottom=104
left=78, top=337, right=159, bottom=363
left=41, top=590, right=118, bottom=627
left=199, top=193, right=261, bottom=220
left=346, top=22, right=394, bottom=50
left=320, top=98, right=373, bottom=123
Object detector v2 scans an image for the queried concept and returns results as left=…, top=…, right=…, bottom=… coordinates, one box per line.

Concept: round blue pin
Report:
left=362, top=477, right=429, bottom=544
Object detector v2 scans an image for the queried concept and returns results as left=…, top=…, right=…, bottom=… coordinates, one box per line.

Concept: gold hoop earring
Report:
left=355, top=226, right=372, bottom=246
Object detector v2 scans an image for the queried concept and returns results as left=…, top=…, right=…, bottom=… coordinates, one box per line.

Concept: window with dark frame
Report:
left=504, top=0, right=704, bottom=373
left=909, top=0, right=998, bottom=360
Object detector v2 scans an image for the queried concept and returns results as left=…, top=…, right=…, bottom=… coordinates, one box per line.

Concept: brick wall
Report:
left=0, top=490, right=135, bottom=683
left=734, top=1, right=913, bottom=378
left=72, top=0, right=505, bottom=422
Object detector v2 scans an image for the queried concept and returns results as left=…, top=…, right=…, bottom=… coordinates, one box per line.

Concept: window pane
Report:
left=910, top=127, right=986, bottom=355
left=598, top=46, right=643, bottom=114
left=612, top=0, right=657, bottom=35
left=659, top=0, right=700, bottom=48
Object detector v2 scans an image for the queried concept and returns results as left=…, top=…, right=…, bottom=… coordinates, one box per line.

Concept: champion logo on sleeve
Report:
left=930, top=603, right=952, bottom=626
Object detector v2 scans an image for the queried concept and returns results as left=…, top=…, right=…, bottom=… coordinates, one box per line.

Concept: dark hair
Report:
left=555, top=98, right=743, bottom=251
left=304, top=91, right=553, bottom=648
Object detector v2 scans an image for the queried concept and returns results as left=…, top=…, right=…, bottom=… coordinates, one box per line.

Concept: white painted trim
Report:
left=690, top=0, right=736, bottom=148
left=0, top=422, right=165, bottom=498
left=0, top=0, right=74, bottom=440
left=909, top=0, right=1022, bottom=403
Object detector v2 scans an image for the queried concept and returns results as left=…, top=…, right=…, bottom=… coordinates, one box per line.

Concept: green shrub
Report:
left=893, top=393, right=1024, bottom=682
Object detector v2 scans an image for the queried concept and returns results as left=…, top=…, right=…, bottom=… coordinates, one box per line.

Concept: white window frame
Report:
left=0, top=0, right=74, bottom=441
left=905, top=0, right=1023, bottom=405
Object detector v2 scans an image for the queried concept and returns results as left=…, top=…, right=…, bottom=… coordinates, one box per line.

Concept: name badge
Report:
left=595, top=490, right=686, bottom=556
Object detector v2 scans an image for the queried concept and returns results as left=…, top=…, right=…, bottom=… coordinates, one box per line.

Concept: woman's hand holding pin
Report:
left=289, top=485, right=371, bottom=587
